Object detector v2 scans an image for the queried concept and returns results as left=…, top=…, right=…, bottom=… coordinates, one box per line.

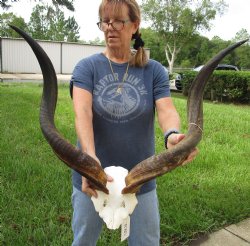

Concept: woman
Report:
left=70, top=0, right=197, bottom=245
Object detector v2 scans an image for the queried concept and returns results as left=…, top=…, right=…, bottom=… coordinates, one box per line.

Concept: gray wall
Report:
left=1, top=37, right=150, bottom=74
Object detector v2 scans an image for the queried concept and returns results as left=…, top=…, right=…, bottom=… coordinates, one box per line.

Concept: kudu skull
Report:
left=10, top=25, right=248, bottom=229
left=91, top=166, right=138, bottom=229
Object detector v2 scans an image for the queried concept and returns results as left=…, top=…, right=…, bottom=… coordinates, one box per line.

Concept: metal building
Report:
left=0, top=37, right=150, bottom=74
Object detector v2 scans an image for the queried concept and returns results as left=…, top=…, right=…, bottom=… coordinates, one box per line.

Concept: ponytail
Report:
left=130, top=31, right=148, bottom=67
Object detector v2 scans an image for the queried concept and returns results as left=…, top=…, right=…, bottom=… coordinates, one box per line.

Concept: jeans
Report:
left=72, top=186, right=160, bottom=246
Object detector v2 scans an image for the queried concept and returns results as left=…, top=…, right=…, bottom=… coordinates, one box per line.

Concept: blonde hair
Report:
left=99, top=0, right=148, bottom=67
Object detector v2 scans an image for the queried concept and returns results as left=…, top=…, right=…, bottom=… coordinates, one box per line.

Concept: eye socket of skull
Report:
left=121, top=201, right=126, bottom=208
left=103, top=199, right=108, bottom=207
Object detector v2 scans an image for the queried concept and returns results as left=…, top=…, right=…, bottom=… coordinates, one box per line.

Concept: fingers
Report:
left=84, top=187, right=98, bottom=198
left=175, top=133, right=185, bottom=143
left=168, top=134, right=199, bottom=165
left=167, top=133, right=185, bottom=148
left=82, top=174, right=113, bottom=198
left=82, top=177, right=98, bottom=198
left=81, top=154, right=104, bottom=198
left=107, top=175, right=114, bottom=182
left=182, top=148, right=199, bottom=165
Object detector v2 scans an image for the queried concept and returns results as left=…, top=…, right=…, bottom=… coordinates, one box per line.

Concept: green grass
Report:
left=1, top=83, right=249, bottom=245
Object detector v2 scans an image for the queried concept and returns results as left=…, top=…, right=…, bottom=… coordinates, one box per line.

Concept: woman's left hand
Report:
left=167, top=133, right=199, bottom=165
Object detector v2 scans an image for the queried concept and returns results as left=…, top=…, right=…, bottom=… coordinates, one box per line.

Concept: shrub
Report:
left=181, top=71, right=250, bottom=103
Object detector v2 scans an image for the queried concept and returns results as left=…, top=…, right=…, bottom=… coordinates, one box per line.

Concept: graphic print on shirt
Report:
left=93, top=73, right=148, bottom=123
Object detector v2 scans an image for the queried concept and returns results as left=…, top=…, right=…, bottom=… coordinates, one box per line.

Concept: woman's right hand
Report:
left=81, top=155, right=113, bottom=198
left=82, top=176, right=98, bottom=198
left=82, top=176, right=114, bottom=198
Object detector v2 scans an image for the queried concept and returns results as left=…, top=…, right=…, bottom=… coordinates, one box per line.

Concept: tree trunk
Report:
left=165, top=48, right=174, bottom=74
left=165, top=43, right=176, bottom=74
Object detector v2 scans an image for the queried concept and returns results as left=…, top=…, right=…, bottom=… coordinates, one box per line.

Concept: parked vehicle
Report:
left=164, top=67, right=182, bottom=91
left=193, top=64, right=239, bottom=72
left=170, top=72, right=182, bottom=91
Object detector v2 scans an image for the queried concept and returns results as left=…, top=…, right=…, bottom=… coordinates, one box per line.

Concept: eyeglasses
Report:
left=97, top=19, right=130, bottom=32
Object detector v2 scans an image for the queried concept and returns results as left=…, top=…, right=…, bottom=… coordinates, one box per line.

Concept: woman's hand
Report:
left=82, top=175, right=113, bottom=198
left=81, top=155, right=113, bottom=198
left=167, top=133, right=199, bottom=165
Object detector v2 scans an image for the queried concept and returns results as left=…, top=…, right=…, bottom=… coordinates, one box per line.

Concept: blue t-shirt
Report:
left=70, top=53, right=170, bottom=194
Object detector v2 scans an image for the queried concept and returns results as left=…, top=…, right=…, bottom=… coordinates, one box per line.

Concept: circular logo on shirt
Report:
left=93, top=73, right=148, bottom=123
left=98, top=83, right=140, bottom=119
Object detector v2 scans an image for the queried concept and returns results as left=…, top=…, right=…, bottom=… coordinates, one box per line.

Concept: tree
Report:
left=86, top=37, right=105, bottom=45
left=232, top=29, right=250, bottom=69
left=141, top=25, right=250, bottom=70
left=28, top=4, right=79, bottom=41
left=233, top=28, right=250, bottom=43
left=63, top=16, right=80, bottom=42
left=0, top=0, right=10, bottom=9
left=28, top=4, right=51, bottom=40
left=141, top=0, right=227, bottom=73
left=0, top=0, right=74, bottom=11
left=174, top=34, right=211, bottom=68
left=0, top=12, right=28, bottom=37
left=140, top=28, right=166, bottom=66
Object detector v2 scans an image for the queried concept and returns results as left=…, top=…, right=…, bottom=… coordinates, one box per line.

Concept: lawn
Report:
left=1, top=82, right=249, bottom=245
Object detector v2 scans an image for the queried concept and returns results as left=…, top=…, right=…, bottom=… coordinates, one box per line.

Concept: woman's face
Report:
left=101, top=4, right=138, bottom=51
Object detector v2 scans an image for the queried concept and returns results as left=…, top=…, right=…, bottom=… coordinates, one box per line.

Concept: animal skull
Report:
left=91, top=166, right=138, bottom=229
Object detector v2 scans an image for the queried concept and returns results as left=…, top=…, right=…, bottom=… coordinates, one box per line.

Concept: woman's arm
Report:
left=72, top=86, right=113, bottom=197
left=73, top=86, right=100, bottom=197
left=155, top=97, right=180, bottom=135
left=73, top=86, right=96, bottom=158
left=156, top=97, right=198, bottom=164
